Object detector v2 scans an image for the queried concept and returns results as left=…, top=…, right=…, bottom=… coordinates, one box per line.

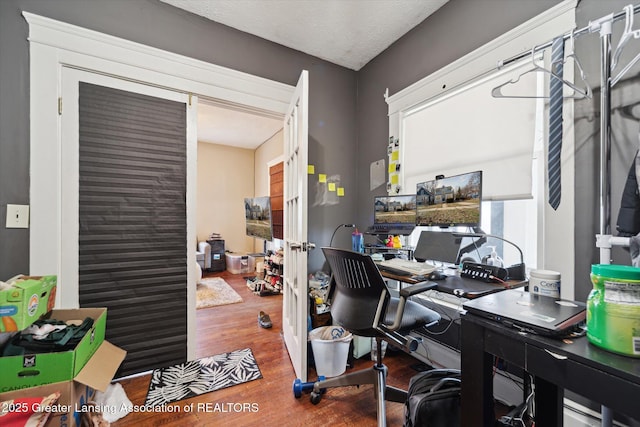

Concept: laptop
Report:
left=413, top=231, right=462, bottom=264
left=462, top=289, right=586, bottom=337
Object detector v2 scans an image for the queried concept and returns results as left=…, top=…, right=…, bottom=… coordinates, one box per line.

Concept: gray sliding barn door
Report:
left=78, top=82, right=187, bottom=377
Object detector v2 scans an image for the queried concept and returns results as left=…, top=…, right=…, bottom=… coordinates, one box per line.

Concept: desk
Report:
left=380, top=270, right=526, bottom=299
left=461, top=313, right=640, bottom=426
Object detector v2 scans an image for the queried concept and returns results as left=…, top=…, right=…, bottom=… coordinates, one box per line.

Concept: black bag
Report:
left=404, top=368, right=461, bottom=427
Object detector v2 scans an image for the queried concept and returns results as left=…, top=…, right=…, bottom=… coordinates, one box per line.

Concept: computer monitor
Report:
left=244, top=196, right=273, bottom=241
left=416, top=171, right=482, bottom=227
left=373, top=195, right=417, bottom=225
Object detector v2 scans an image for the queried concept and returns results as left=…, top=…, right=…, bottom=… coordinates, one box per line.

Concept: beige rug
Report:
left=197, top=277, right=243, bottom=309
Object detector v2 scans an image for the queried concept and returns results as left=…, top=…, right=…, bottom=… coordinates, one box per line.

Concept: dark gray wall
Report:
left=0, top=0, right=357, bottom=277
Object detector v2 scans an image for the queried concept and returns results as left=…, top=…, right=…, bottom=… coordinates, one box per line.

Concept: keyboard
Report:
left=376, top=258, right=437, bottom=277
left=367, top=224, right=415, bottom=235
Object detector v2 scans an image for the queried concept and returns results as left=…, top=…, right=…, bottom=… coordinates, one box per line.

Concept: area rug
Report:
left=144, top=348, right=262, bottom=407
left=196, top=277, right=243, bottom=309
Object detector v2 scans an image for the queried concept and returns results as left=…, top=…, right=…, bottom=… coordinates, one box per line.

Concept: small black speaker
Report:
left=505, top=263, right=526, bottom=281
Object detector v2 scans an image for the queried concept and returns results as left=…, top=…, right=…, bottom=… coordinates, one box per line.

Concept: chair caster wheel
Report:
left=293, top=376, right=325, bottom=398
left=310, top=391, right=322, bottom=405
left=293, top=378, right=303, bottom=398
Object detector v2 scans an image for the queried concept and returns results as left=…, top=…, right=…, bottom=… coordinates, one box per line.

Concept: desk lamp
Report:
left=329, top=223, right=356, bottom=247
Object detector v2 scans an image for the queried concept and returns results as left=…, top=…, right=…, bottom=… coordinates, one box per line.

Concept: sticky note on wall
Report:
left=328, top=183, right=336, bottom=191
left=319, top=174, right=327, bottom=183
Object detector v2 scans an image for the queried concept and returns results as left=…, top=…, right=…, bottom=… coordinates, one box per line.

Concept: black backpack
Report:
left=404, top=368, right=461, bottom=427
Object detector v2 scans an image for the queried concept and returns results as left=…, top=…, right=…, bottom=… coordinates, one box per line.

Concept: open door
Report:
left=282, top=70, right=311, bottom=381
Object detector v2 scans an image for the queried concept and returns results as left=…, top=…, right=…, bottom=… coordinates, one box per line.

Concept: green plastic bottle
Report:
left=588, top=264, right=640, bottom=357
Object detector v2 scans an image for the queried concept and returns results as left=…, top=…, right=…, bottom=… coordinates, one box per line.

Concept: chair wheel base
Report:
left=310, top=391, right=322, bottom=405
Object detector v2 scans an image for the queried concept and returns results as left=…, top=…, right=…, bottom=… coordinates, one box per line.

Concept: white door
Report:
left=282, top=70, right=310, bottom=381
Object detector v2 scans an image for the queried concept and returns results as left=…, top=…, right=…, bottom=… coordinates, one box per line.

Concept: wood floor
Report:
left=111, top=270, right=426, bottom=426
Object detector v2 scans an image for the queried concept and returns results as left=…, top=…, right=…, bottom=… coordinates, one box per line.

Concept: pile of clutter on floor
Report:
left=246, top=249, right=284, bottom=296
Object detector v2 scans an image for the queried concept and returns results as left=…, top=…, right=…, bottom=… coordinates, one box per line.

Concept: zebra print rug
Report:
left=144, top=348, right=262, bottom=407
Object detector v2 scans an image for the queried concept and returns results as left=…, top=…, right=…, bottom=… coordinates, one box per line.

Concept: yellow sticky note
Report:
left=389, top=163, right=396, bottom=173
left=319, top=174, right=327, bottom=183
left=337, top=187, right=345, bottom=196
left=391, top=175, right=399, bottom=184
left=308, top=165, right=315, bottom=174
left=391, top=151, right=399, bottom=161
left=328, top=182, right=336, bottom=191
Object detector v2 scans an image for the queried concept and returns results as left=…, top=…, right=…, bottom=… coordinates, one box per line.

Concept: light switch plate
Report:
left=6, top=204, right=29, bottom=228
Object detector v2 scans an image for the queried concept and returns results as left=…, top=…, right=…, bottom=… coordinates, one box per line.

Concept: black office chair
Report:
left=311, top=247, right=441, bottom=427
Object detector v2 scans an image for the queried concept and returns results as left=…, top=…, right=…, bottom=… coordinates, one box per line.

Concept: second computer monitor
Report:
left=373, top=195, right=417, bottom=225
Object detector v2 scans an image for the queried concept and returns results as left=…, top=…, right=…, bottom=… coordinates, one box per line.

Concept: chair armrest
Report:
left=399, top=281, right=437, bottom=298
left=386, top=281, right=437, bottom=332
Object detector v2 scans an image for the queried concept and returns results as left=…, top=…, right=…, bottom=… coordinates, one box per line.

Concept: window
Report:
left=387, top=2, right=577, bottom=292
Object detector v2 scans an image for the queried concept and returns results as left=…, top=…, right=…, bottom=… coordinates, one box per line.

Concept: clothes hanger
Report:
left=611, top=5, right=640, bottom=86
left=491, top=48, right=547, bottom=98
left=612, top=5, right=640, bottom=87
left=492, top=41, right=592, bottom=99
left=565, top=29, right=593, bottom=99
left=612, top=5, right=640, bottom=71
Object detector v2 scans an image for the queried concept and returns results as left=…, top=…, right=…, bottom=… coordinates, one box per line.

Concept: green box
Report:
left=0, top=307, right=107, bottom=392
left=0, top=275, right=57, bottom=332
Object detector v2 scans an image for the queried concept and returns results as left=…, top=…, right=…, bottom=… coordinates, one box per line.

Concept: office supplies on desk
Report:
left=462, top=289, right=586, bottom=337
left=460, top=261, right=508, bottom=282
left=375, top=258, right=437, bottom=277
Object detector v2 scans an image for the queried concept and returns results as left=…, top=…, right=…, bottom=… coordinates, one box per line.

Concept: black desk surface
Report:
left=380, top=270, right=526, bottom=298
left=461, top=312, right=640, bottom=425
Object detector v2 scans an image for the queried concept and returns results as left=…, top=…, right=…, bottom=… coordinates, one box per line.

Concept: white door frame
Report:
left=25, top=12, right=295, bottom=361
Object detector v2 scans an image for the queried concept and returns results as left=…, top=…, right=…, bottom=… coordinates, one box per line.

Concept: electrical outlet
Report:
left=6, top=204, right=29, bottom=228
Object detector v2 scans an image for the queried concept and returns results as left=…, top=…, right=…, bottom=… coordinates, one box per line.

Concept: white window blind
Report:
left=401, top=59, right=541, bottom=201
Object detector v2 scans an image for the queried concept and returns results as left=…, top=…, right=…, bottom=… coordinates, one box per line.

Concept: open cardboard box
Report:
left=0, top=308, right=108, bottom=390
left=0, top=341, right=126, bottom=427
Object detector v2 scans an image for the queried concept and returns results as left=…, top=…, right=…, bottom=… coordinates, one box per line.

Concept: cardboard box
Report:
left=0, top=308, right=108, bottom=391
left=0, top=341, right=126, bottom=427
left=226, top=252, right=256, bottom=274
left=0, top=275, right=57, bottom=332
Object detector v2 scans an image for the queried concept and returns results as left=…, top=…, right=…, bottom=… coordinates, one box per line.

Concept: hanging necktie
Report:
left=548, top=36, right=564, bottom=210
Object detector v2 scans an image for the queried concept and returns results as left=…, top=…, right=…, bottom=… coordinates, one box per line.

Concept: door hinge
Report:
left=58, top=97, right=62, bottom=115
left=188, top=93, right=192, bottom=106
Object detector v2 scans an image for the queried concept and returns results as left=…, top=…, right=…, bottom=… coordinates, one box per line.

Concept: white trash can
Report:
left=309, top=326, right=353, bottom=377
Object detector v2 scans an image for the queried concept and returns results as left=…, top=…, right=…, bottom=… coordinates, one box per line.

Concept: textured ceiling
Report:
left=162, top=0, right=449, bottom=148
left=161, top=0, right=449, bottom=71
left=198, top=102, right=283, bottom=148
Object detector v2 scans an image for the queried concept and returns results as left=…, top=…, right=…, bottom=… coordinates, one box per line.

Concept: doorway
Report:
left=194, top=100, right=285, bottom=345
left=26, top=12, right=296, bottom=366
